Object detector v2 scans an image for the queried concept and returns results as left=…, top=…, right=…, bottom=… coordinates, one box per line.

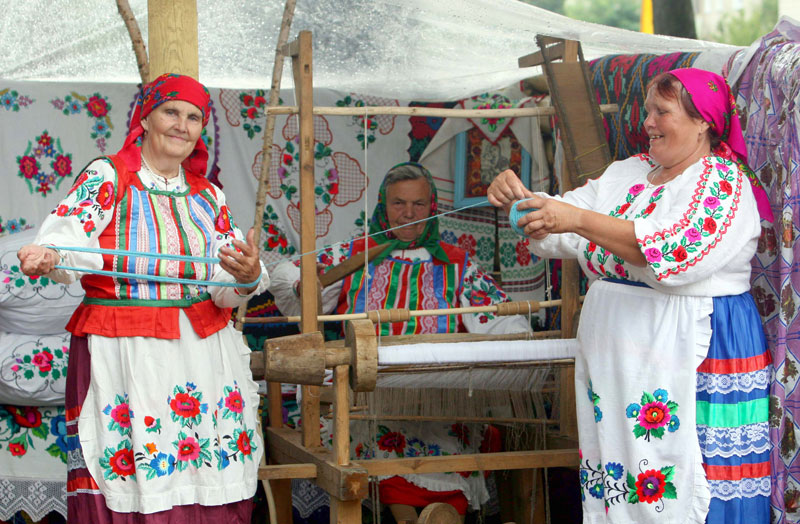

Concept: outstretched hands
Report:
left=487, top=169, right=583, bottom=240
left=219, top=228, right=262, bottom=292
left=17, top=245, right=59, bottom=277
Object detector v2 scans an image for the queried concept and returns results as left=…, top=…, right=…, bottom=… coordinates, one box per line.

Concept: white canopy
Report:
left=0, top=0, right=739, bottom=100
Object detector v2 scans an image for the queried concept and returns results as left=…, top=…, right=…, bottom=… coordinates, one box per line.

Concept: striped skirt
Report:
left=697, top=293, right=771, bottom=524
left=65, top=335, right=254, bottom=524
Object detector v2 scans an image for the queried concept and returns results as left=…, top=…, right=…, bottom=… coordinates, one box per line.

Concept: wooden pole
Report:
left=292, top=31, right=323, bottom=452
left=146, top=0, right=198, bottom=81
left=234, top=0, right=297, bottom=331
left=116, top=0, right=149, bottom=84
left=554, top=41, right=580, bottom=443
left=243, top=298, right=567, bottom=324
left=265, top=103, right=619, bottom=118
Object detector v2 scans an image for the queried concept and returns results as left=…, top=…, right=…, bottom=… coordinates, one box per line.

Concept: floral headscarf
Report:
left=668, top=68, right=773, bottom=222
left=117, top=73, right=212, bottom=176
left=368, top=162, right=449, bottom=264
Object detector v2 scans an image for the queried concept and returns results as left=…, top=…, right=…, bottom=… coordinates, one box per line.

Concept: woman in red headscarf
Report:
left=487, top=68, right=771, bottom=524
left=17, top=74, right=268, bottom=523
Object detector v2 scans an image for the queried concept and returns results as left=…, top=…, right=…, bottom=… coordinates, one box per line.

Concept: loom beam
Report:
left=262, top=319, right=378, bottom=391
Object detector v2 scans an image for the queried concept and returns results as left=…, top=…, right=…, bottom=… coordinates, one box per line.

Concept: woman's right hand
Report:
left=487, top=169, right=535, bottom=213
left=17, top=245, right=59, bottom=276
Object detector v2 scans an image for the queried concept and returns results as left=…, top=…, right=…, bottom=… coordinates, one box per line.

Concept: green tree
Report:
left=563, top=0, right=640, bottom=31
left=518, top=0, right=566, bottom=15
left=711, top=0, right=778, bottom=46
left=653, top=0, right=697, bottom=39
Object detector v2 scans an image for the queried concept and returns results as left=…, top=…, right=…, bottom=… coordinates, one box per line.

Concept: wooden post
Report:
left=146, top=0, right=198, bottom=81
left=331, top=365, right=362, bottom=523
left=292, top=30, right=323, bottom=451
left=554, top=40, right=580, bottom=442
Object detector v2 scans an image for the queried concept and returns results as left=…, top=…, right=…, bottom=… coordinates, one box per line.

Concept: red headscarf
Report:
left=117, top=73, right=212, bottom=176
left=668, top=68, right=773, bottom=223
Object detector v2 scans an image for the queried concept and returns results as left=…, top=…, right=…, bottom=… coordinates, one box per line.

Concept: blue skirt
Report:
left=698, top=292, right=771, bottom=524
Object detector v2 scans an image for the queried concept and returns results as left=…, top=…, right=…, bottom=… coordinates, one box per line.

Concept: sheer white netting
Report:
left=0, top=478, right=67, bottom=521
left=0, top=0, right=739, bottom=101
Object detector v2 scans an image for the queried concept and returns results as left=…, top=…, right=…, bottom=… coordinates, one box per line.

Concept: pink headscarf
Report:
left=668, top=68, right=773, bottom=223
left=117, top=73, right=212, bottom=176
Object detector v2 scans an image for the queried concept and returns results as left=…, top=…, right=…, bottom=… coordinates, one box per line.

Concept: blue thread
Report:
left=54, top=245, right=220, bottom=264
left=509, top=199, right=537, bottom=236
left=50, top=198, right=492, bottom=283
left=53, top=264, right=261, bottom=288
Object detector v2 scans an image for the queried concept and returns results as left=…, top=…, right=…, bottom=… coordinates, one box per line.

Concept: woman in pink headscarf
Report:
left=17, top=74, right=269, bottom=523
left=487, top=68, right=771, bottom=524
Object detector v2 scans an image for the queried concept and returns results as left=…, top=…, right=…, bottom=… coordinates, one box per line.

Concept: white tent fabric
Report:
left=0, top=0, right=739, bottom=101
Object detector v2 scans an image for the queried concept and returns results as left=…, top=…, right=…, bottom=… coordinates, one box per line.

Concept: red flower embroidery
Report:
left=225, top=390, right=244, bottom=414
left=329, top=182, right=339, bottom=195
left=176, top=436, right=200, bottom=462
left=377, top=432, right=406, bottom=454
left=32, top=351, right=54, bottom=372
left=237, top=431, right=252, bottom=456
left=254, top=96, right=266, bottom=108
left=170, top=393, right=201, bottom=419
left=618, top=203, right=631, bottom=215
left=96, top=181, right=115, bottom=210
left=110, top=404, right=132, bottom=428
left=52, top=154, right=72, bottom=177
left=83, top=220, right=95, bottom=233
left=56, top=205, right=69, bottom=217
left=703, top=217, right=717, bottom=234
left=516, top=241, right=531, bottom=265
left=643, top=202, right=657, bottom=215
left=636, top=469, right=666, bottom=503
left=86, top=96, right=109, bottom=118
left=471, top=289, right=491, bottom=306
left=8, top=442, right=27, bottom=456
left=719, top=180, right=732, bottom=195
left=11, top=406, right=42, bottom=428
left=246, top=107, right=258, bottom=119
left=18, top=156, right=38, bottom=179
left=587, top=242, right=596, bottom=252
left=242, top=94, right=254, bottom=107
left=110, top=447, right=136, bottom=477
left=457, top=234, right=477, bottom=257
left=215, top=206, right=232, bottom=234
left=672, top=246, right=688, bottom=262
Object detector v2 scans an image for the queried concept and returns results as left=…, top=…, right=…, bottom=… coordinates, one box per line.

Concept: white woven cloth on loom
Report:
left=376, top=338, right=577, bottom=366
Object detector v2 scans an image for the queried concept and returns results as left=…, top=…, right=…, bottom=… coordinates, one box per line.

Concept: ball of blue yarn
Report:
left=509, top=198, right=537, bottom=236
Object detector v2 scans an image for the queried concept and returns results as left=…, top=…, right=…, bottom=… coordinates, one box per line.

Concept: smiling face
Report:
left=385, top=177, right=432, bottom=242
left=643, top=86, right=711, bottom=173
left=140, top=100, right=204, bottom=168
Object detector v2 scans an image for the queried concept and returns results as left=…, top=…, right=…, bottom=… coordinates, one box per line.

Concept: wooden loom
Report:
left=240, top=31, right=621, bottom=524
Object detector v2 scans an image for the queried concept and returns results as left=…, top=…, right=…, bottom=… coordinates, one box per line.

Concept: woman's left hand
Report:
left=219, top=228, right=262, bottom=293
left=517, top=196, right=583, bottom=240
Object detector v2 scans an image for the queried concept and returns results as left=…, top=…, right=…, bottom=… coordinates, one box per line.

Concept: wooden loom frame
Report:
left=248, top=30, right=613, bottom=524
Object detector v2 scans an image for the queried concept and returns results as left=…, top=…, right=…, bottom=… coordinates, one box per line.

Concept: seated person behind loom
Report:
left=269, top=162, right=531, bottom=522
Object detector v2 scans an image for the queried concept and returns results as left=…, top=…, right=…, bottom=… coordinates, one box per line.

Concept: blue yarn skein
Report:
left=509, top=198, right=537, bottom=236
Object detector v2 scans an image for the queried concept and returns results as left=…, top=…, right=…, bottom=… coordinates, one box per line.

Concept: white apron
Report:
left=577, top=279, right=712, bottom=523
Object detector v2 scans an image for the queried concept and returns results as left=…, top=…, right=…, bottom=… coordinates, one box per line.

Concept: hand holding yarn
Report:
left=509, top=198, right=539, bottom=236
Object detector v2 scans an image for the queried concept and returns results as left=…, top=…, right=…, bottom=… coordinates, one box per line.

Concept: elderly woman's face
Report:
left=141, top=100, right=204, bottom=165
left=644, top=87, right=710, bottom=170
left=385, top=178, right=432, bottom=242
